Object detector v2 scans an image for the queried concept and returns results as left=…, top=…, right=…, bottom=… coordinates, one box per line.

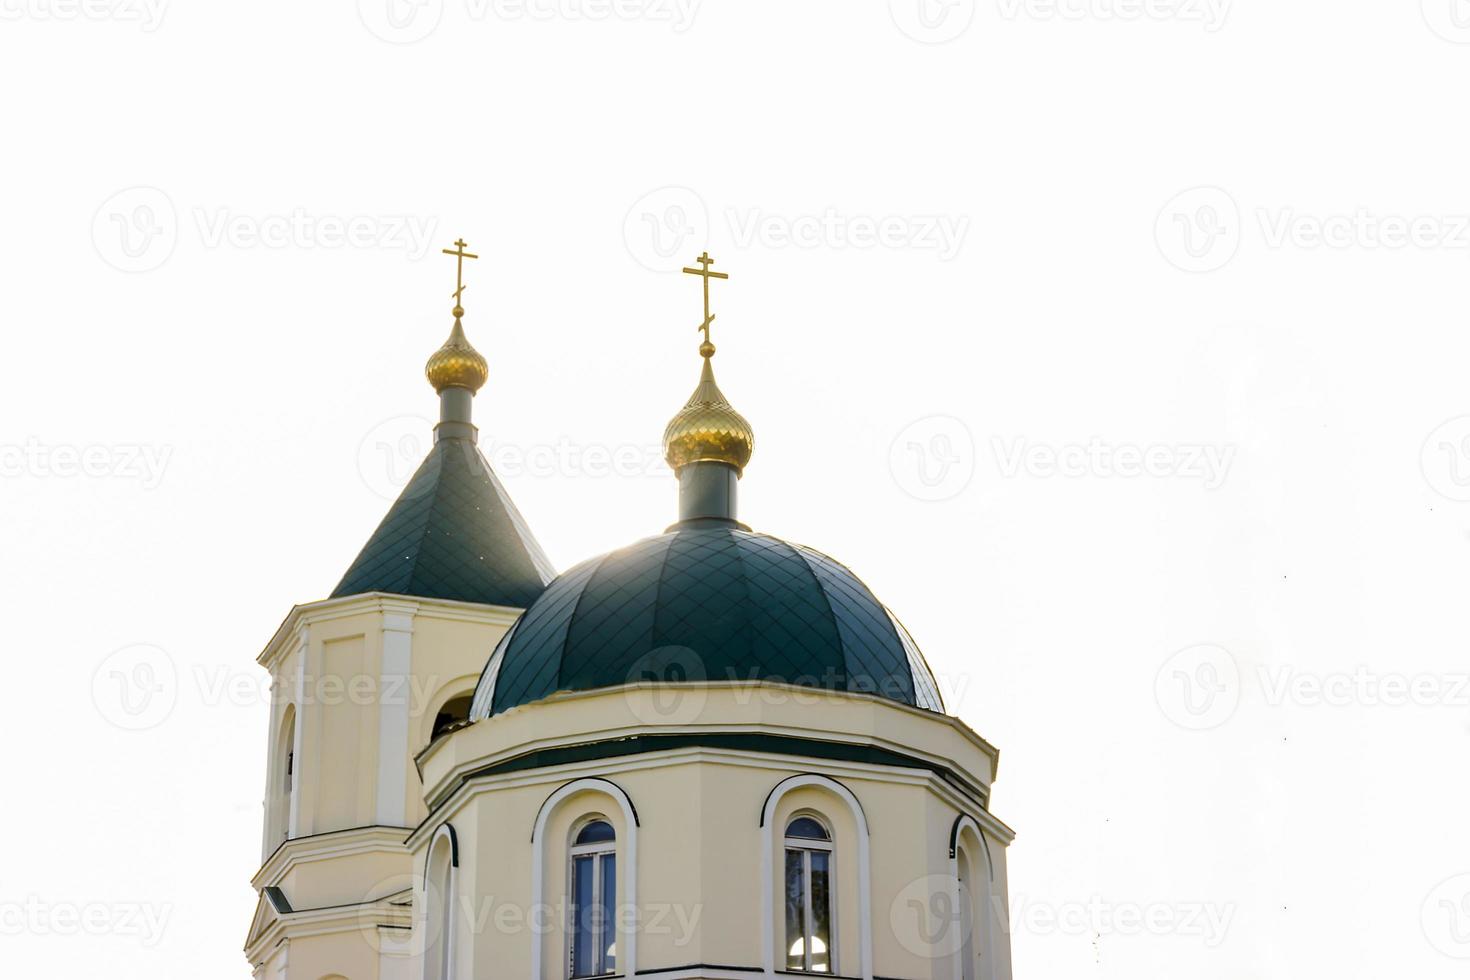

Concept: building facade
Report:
left=245, top=250, right=1015, bottom=980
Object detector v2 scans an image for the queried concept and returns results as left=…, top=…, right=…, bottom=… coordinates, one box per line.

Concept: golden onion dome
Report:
left=663, top=351, right=754, bottom=475
left=425, top=311, right=489, bottom=394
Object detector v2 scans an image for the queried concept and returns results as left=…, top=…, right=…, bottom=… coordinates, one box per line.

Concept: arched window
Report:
left=569, top=819, right=617, bottom=978
left=431, top=694, right=473, bottom=743
left=424, top=830, right=456, bottom=980
left=956, top=847, right=977, bottom=980
left=269, top=704, right=296, bottom=847
left=784, top=814, right=834, bottom=974
left=950, top=816, right=995, bottom=980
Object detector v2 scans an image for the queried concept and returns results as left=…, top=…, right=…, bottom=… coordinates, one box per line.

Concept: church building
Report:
left=244, top=242, right=1016, bottom=980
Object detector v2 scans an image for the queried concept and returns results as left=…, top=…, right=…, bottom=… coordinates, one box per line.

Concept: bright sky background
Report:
left=3, top=2, right=1470, bottom=978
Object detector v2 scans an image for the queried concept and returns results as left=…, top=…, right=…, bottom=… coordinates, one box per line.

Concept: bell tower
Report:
left=245, top=241, right=554, bottom=980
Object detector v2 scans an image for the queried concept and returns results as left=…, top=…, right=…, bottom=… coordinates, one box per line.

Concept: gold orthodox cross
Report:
left=443, top=238, right=479, bottom=310
left=682, top=251, right=728, bottom=347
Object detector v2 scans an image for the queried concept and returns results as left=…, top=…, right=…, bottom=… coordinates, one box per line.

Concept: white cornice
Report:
left=251, top=825, right=413, bottom=890
left=257, top=592, right=524, bottom=669
left=406, top=744, right=1015, bottom=854
left=244, top=890, right=413, bottom=964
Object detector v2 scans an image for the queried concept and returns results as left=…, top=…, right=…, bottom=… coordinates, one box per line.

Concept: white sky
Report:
left=3, top=2, right=1469, bottom=977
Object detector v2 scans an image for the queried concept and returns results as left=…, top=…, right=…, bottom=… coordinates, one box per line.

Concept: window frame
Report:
left=783, top=811, right=837, bottom=974
left=567, top=816, right=618, bottom=979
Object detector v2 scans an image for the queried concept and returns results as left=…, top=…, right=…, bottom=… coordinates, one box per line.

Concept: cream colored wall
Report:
left=250, top=594, right=521, bottom=980
left=408, top=693, right=1015, bottom=980
left=272, top=848, right=408, bottom=914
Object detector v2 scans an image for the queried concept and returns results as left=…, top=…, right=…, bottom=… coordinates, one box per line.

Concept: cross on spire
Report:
left=442, top=238, right=479, bottom=315
left=682, top=251, right=729, bottom=354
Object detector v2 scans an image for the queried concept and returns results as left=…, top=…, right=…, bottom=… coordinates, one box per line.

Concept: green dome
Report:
left=470, top=521, right=943, bottom=719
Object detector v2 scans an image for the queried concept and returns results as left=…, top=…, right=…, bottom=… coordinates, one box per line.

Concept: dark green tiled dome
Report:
left=469, top=522, right=944, bottom=719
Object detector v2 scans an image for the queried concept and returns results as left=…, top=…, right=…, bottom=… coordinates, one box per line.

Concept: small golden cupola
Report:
left=663, top=253, right=754, bottom=524
left=425, top=316, right=489, bottom=394
left=425, top=238, right=489, bottom=395
left=662, top=357, right=755, bottom=475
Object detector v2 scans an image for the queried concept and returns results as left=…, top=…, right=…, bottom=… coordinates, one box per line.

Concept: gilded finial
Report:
left=663, top=253, right=754, bottom=475
left=425, top=238, right=489, bottom=394
left=682, top=251, right=728, bottom=359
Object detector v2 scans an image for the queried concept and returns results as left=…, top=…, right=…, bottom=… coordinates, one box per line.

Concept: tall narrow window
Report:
left=272, top=706, right=296, bottom=846
left=784, top=816, right=834, bottom=974
left=958, top=849, right=976, bottom=980
left=569, top=819, right=616, bottom=978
